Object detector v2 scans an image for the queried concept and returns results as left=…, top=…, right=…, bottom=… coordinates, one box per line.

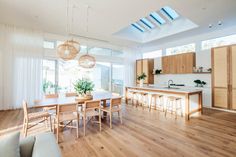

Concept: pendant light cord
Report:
left=86, top=5, right=89, bottom=54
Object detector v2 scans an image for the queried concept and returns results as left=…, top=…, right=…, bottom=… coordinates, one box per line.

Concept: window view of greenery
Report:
left=112, top=64, right=124, bottom=95
left=43, top=60, right=57, bottom=94
left=43, top=59, right=124, bottom=95
left=201, top=34, right=236, bottom=50
left=166, top=43, right=195, bottom=55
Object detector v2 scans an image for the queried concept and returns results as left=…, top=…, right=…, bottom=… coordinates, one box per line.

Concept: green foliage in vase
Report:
left=137, top=72, right=147, bottom=81
left=74, top=79, right=94, bottom=95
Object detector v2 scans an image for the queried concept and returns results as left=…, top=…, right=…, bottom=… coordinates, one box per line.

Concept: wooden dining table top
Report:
left=34, top=91, right=119, bottom=108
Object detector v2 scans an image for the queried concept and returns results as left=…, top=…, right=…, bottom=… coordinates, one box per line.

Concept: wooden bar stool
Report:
left=138, top=92, right=148, bottom=109
left=149, top=93, right=164, bottom=112
left=129, top=90, right=136, bottom=106
left=165, top=96, right=183, bottom=119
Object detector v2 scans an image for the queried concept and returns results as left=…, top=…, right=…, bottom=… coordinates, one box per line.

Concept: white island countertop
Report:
left=125, top=85, right=203, bottom=120
left=126, top=85, right=203, bottom=94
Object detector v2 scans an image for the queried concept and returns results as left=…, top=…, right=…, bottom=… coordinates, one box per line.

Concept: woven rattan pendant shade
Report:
left=57, top=41, right=78, bottom=61
left=78, top=54, right=96, bottom=68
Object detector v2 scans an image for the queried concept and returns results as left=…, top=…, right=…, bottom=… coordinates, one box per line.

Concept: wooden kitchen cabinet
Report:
left=136, top=59, right=154, bottom=84
left=162, top=52, right=196, bottom=74
left=212, top=45, right=236, bottom=110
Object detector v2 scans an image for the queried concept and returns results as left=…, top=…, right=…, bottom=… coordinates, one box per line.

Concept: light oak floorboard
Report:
left=0, top=105, right=236, bottom=157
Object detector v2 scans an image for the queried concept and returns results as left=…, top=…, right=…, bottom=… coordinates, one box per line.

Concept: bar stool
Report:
left=165, top=96, right=183, bottom=119
left=138, top=92, right=149, bottom=109
left=129, top=90, right=139, bottom=106
left=149, top=93, right=164, bottom=112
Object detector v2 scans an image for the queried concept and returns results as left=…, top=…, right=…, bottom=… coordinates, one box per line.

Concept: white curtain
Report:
left=0, top=24, right=43, bottom=110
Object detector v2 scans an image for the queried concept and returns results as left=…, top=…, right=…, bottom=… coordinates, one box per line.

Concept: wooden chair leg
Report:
left=56, top=120, right=59, bottom=143
left=83, top=116, right=86, bottom=136
left=49, top=116, right=52, bottom=132
left=25, top=122, right=28, bottom=137
left=119, top=111, right=123, bottom=124
left=76, top=117, right=79, bottom=138
left=110, top=112, right=112, bottom=129
left=99, top=112, right=101, bottom=132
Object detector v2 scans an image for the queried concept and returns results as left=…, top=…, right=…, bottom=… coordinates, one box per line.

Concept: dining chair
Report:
left=45, top=93, right=59, bottom=99
left=101, top=97, right=122, bottom=129
left=54, top=103, right=79, bottom=143
left=79, top=100, right=101, bottom=136
left=43, top=93, right=58, bottom=115
left=22, top=100, right=52, bottom=137
left=65, top=92, right=77, bottom=97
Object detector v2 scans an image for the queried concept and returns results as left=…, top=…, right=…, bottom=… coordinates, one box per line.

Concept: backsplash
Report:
left=154, top=74, right=211, bottom=88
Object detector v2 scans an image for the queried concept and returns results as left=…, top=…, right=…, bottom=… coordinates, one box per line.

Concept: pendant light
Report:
left=78, top=6, right=96, bottom=68
left=57, top=0, right=80, bottom=61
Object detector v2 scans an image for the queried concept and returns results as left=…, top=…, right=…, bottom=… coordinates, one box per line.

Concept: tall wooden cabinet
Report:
left=162, top=52, right=196, bottom=74
left=212, top=45, right=236, bottom=110
left=136, top=59, right=154, bottom=84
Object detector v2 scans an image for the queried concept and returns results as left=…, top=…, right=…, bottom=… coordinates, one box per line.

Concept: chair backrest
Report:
left=22, top=100, right=28, bottom=119
left=111, top=97, right=122, bottom=107
left=57, top=103, right=78, bottom=114
left=84, top=100, right=101, bottom=110
left=45, top=93, right=58, bottom=99
left=65, top=92, right=77, bottom=97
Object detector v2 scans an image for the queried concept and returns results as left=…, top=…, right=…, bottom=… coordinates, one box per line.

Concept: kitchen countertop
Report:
left=126, top=85, right=203, bottom=94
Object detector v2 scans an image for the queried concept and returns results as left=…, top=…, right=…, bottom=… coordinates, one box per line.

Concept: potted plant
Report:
left=137, top=72, right=147, bottom=87
left=194, top=80, right=207, bottom=87
left=194, top=79, right=202, bottom=87
left=74, top=79, right=94, bottom=99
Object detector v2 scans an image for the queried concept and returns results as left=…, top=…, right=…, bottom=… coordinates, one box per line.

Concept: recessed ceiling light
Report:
left=208, top=24, right=213, bottom=28
left=218, top=21, right=222, bottom=25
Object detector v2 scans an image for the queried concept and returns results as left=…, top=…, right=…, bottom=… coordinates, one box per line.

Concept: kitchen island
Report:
left=125, top=86, right=203, bottom=120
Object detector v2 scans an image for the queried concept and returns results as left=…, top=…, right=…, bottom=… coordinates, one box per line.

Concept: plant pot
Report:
left=139, top=79, right=144, bottom=87
left=75, top=93, right=93, bottom=101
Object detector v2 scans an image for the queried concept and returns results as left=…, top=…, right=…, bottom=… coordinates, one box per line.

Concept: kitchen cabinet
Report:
left=136, top=59, right=154, bottom=84
left=212, top=45, right=236, bottom=110
left=162, top=52, right=196, bottom=74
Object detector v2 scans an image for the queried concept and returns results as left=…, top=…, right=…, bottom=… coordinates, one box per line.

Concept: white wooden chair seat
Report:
left=79, top=110, right=100, bottom=117
left=101, top=107, right=121, bottom=112
left=28, top=111, right=50, bottom=120
left=59, top=112, right=78, bottom=122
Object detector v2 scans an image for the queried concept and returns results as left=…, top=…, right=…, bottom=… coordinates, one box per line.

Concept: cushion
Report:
left=20, top=136, right=36, bottom=157
left=0, top=132, right=20, bottom=157
left=32, top=132, right=61, bottom=157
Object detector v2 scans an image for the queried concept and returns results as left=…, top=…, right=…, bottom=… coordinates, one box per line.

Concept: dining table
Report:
left=34, top=91, right=119, bottom=108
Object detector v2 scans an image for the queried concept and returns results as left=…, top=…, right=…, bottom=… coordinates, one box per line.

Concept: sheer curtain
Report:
left=0, top=24, right=43, bottom=110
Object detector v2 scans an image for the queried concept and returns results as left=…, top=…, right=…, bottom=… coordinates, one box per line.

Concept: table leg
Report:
left=185, top=94, right=190, bottom=120
left=102, top=100, right=107, bottom=120
left=198, top=92, right=203, bottom=114
left=125, top=87, right=128, bottom=104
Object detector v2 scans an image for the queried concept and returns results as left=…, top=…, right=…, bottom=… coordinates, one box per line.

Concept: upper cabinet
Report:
left=136, top=59, right=154, bottom=84
left=162, top=52, right=196, bottom=74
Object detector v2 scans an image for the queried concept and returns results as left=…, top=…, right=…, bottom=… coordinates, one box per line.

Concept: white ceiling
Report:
left=0, top=0, right=236, bottom=48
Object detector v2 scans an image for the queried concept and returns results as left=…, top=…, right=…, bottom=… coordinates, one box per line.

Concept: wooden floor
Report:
left=1, top=105, right=236, bottom=157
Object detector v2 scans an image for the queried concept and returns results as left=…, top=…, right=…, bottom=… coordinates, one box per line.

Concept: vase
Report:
left=140, top=79, right=144, bottom=87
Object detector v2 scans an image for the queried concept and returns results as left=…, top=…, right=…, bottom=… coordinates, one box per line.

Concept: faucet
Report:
left=168, top=80, right=174, bottom=88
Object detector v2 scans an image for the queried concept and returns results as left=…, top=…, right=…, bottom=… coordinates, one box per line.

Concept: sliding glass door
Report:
left=112, top=64, right=124, bottom=95
left=42, top=59, right=124, bottom=95
left=42, top=60, right=57, bottom=94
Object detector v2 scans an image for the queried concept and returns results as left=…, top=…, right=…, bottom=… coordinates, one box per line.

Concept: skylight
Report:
left=140, top=18, right=155, bottom=29
left=131, top=23, right=145, bottom=32
left=150, top=12, right=166, bottom=25
left=161, top=6, right=179, bottom=20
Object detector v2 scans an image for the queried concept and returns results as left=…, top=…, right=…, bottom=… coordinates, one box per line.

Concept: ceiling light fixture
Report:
left=78, top=5, right=96, bottom=68
left=57, top=0, right=80, bottom=61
